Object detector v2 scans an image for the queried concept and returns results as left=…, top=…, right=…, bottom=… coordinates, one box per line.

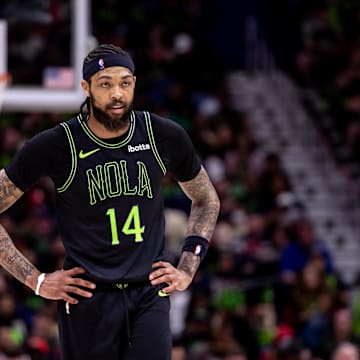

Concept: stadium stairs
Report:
left=227, top=71, right=360, bottom=285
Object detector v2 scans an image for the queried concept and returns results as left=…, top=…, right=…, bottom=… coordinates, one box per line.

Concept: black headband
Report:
left=82, top=53, right=135, bottom=80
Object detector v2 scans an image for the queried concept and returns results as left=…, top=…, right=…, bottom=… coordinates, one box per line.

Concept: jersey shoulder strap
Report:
left=142, top=111, right=166, bottom=175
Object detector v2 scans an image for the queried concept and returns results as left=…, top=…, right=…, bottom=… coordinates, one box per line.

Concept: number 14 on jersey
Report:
left=106, top=205, right=145, bottom=245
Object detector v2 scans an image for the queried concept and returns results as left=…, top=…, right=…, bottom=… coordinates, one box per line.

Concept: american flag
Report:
left=43, top=67, right=74, bottom=89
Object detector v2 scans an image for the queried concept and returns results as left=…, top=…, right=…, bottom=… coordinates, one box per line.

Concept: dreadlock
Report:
left=79, top=44, right=134, bottom=115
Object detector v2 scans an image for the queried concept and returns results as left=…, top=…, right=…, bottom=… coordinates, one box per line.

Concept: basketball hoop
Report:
left=0, top=72, right=11, bottom=113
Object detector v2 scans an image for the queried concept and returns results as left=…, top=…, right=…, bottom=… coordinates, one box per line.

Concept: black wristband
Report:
left=181, top=236, right=209, bottom=262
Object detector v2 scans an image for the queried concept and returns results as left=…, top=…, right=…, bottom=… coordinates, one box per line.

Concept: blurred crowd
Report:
left=0, top=0, right=360, bottom=359
left=292, top=0, right=360, bottom=187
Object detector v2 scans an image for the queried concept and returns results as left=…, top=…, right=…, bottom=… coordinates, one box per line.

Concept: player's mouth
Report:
left=109, top=105, right=125, bottom=115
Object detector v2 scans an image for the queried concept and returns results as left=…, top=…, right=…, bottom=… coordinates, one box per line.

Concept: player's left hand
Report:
left=149, top=261, right=192, bottom=294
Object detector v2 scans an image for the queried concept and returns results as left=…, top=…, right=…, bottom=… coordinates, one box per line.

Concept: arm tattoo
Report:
left=0, top=169, right=23, bottom=213
left=177, top=251, right=200, bottom=278
left=179, top=166, right=220, bottom=240
left=0, top=225, right=35, bottom=284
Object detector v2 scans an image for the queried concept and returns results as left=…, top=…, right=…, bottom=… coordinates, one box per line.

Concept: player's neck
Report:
left=87, top=115, right=130, bottom=139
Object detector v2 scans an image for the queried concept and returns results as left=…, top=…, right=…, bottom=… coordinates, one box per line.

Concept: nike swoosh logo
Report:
left=79, top=148, right=100, bottom=159
left=158, top=290, right=170, bottom=297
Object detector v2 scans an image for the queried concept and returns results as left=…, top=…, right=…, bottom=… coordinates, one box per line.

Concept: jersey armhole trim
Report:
left=143, top=111, right=167, bottom=175
left=57, top=123, right=77, bottom=193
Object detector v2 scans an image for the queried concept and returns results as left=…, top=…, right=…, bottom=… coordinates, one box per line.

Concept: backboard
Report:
left=0, top=0, right=91, bottom=112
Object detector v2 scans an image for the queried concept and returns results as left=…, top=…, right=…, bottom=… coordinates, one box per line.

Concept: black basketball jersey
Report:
left=5, top=111, right=201, bottom=282
left=58, top=111, right=174, bottom=282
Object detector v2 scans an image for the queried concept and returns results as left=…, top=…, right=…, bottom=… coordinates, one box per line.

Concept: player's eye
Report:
left=101, top=82, right=110, bottom=88
left=122, top=81, right=130, bottom=87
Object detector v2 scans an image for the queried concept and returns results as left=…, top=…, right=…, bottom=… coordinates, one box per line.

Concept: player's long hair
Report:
left=80, top=44, right=134, bottom=115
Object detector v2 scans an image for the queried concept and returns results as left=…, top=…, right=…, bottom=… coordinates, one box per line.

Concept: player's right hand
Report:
left=36, top=267, right=96, bottom=304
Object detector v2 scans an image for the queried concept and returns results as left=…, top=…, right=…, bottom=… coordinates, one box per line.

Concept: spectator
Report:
left=279, top=217, right=334, bottom=286
left=318, top=307, right=360, bottom=359
left=332, top=342, right=360, bottom=360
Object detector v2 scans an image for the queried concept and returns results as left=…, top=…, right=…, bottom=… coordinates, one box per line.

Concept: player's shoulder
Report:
left=135, top=110, right=188, bottom=139
left=58, top=113, right=81, bottom=129
left=27, top=115, right=76, bottom=149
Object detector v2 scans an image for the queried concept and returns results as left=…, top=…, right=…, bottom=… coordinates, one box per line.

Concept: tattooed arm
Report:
left=0, top=224, right=38, bottom=289
left=0, top=169, right=96, bottom=302
left=0, top=169, right=24, bottom=213
left=0, top=169, right=39, bottom=289
left=150, top=166, right=220, bottom=292
left=178, top=166, right=220, bottom=240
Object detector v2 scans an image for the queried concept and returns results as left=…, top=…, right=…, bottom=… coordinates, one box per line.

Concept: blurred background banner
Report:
left=1, top=1, right=360, bottom=360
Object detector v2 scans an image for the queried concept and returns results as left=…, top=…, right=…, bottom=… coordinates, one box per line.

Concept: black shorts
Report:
left=57, top=282, right=171, bottom=360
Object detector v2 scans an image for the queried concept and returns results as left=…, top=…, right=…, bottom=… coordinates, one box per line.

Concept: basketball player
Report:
left=0, top=44, right=220, bottom=359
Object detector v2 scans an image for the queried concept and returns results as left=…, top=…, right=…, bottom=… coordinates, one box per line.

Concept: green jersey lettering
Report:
left=122, top=205, right=145, bottom=242
left=106, top=206, right=145, bottom=244
left=86, top=160, right=153, bottom=205
left=106, top=208, right=120, bottom=245
left=137, top=161, right=153, bottom=198
left=120, top=160, right=137, bottom=195
left=86, top=165, right=106, bottom=205
left=104, top=162, right=122, bottom=198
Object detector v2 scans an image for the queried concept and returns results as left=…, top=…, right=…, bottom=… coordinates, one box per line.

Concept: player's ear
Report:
left=81, top=80, right=90, bottom=97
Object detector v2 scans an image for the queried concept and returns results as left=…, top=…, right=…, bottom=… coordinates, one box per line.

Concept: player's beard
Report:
left=89, top=93, right=133, bottom=132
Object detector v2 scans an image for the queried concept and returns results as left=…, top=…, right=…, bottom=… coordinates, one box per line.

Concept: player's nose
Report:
left=111, top=86, right=124, bottom=101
